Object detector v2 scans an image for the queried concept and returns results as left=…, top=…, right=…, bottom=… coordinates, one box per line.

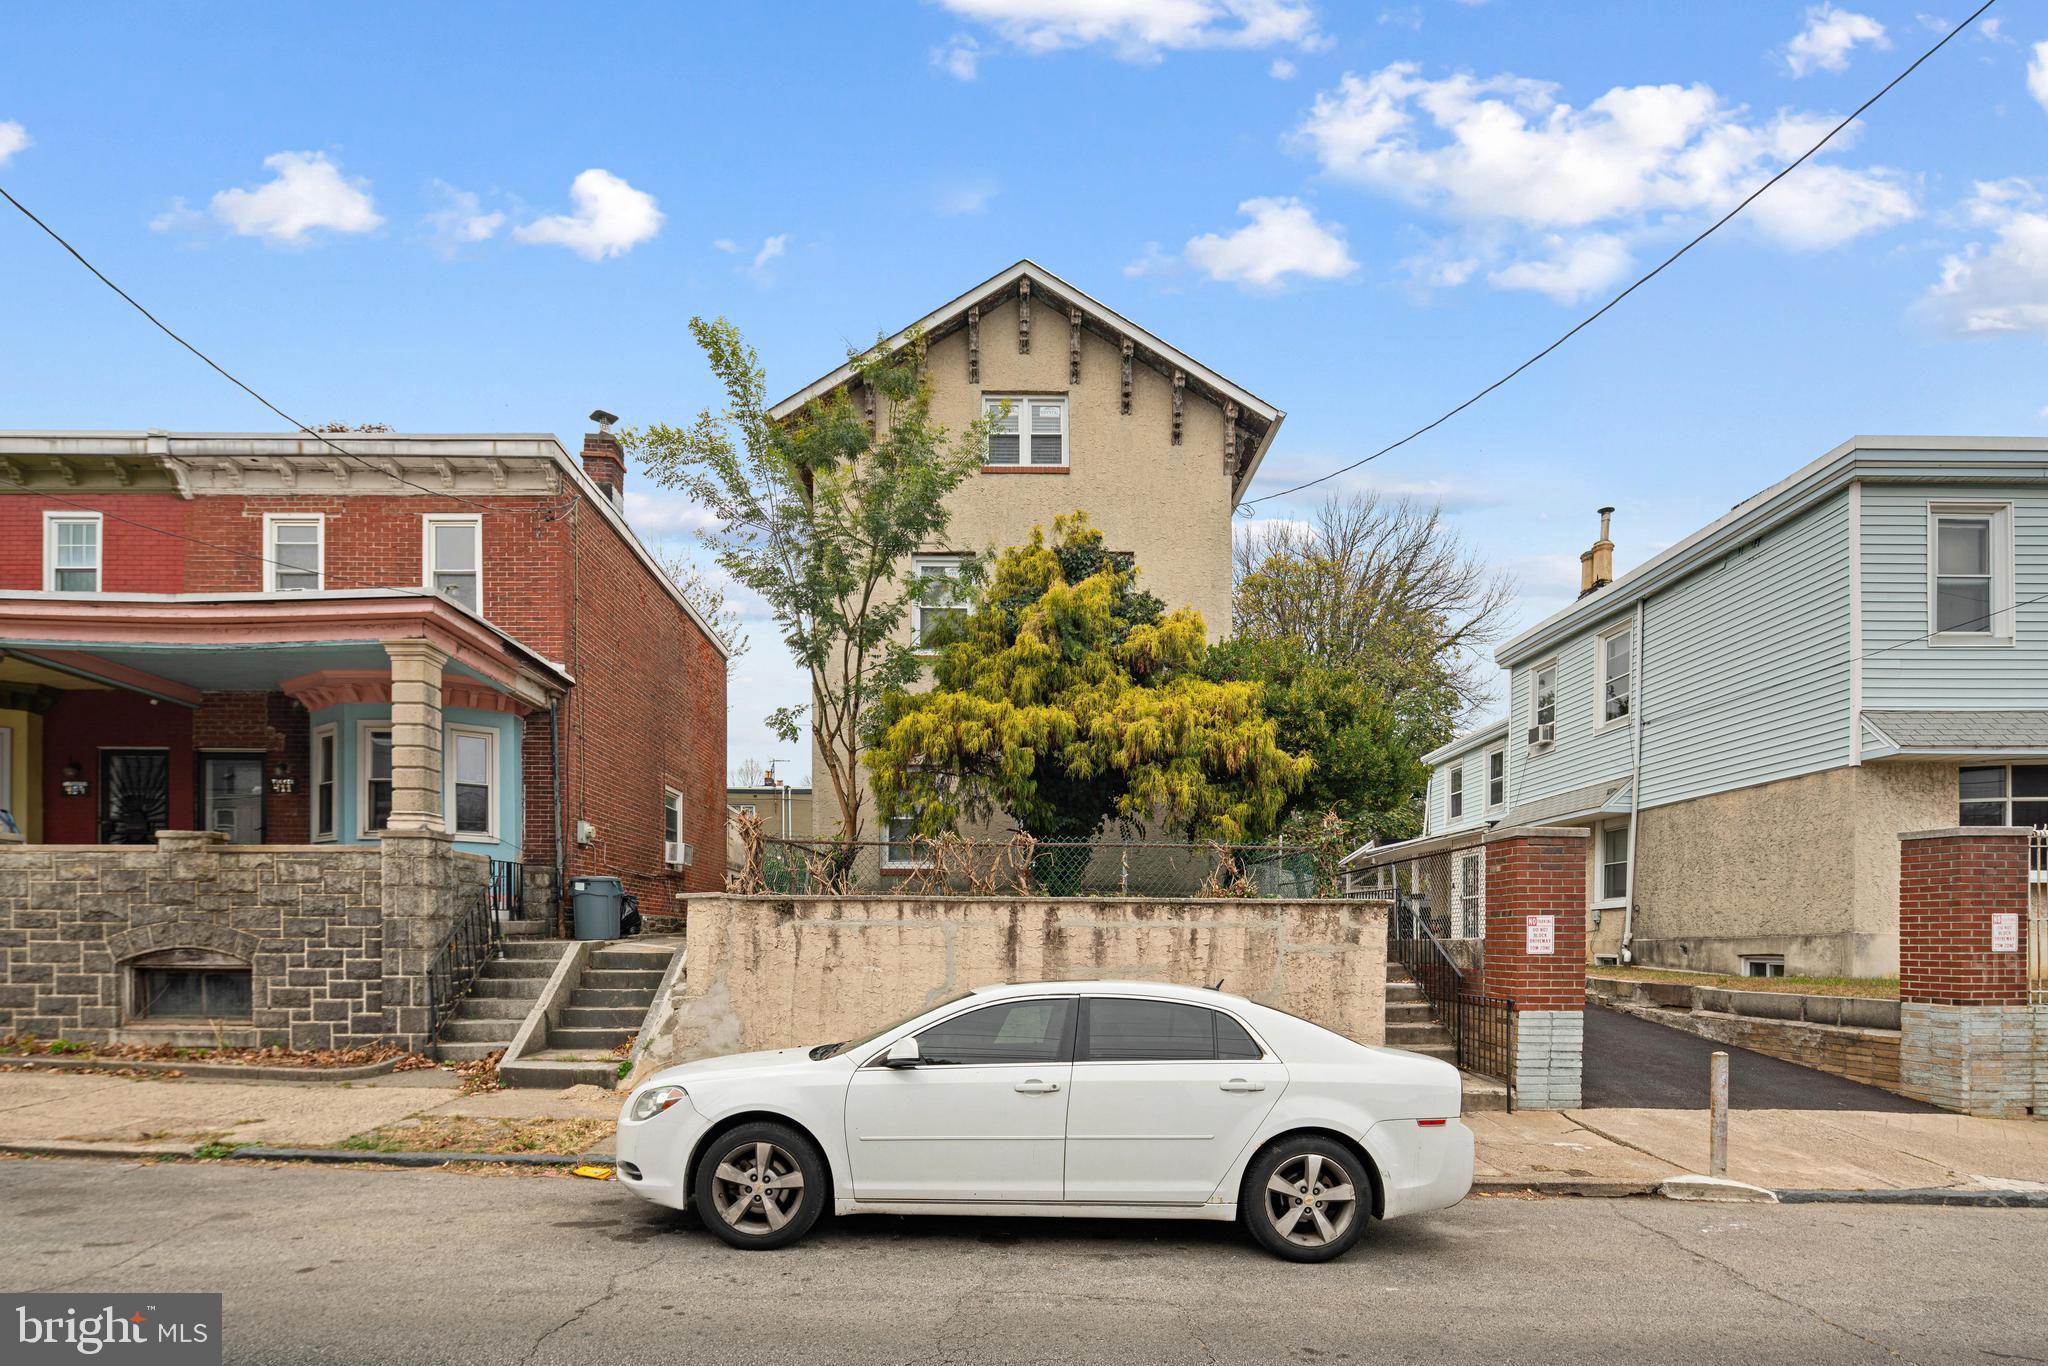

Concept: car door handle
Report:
left=1219, top=1079, right=1265, bottom=1092
left=1014, top=1079, right=1061, bottom=1094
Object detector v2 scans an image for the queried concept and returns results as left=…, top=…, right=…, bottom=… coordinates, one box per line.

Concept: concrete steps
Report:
left=432, top=939, right=569, bottom=1061
left=497, top=940, right=680, bottom=1090
left=1383, top=962, right=1507, bottom=1108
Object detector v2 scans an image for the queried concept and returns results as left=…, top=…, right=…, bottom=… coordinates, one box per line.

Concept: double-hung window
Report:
left=264, top=514, right=324, bottom=592
left=1959, top=764, right=2048, bottom=830
left=446, top=726, right=497, bottom=840
left=1596, top=623, right=1632, bottom=726
left=1528, top=662, right=1557, bottom=746
left=360, top=725, right=394, bottom=835
left=1486, top=748, right=1506, bottom=812
left=1597, top=823, right=1630, bottom=904
left=311, top=725, right=338, bottom=841
left=423, top=515, right=482, bottom=614
left=1447, top=768, right=1465, bottom=820
left=43, top=512, right=102, bottom=592
left=1930, top=504, right=2012, bottom=641
left=663, top=788, right=684, bottom=864
left=912, top=554, right=969, bottom=648
left=983, top=396, right=1067, bottom=468
left=884, top=815, right=931, bottom=869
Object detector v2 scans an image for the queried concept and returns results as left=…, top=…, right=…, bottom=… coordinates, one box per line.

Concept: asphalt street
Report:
left=3, top=1158, right=2044, bottom=1364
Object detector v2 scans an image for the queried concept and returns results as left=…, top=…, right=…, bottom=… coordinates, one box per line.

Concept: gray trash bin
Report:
left=570, top=875, right=625, bottom=940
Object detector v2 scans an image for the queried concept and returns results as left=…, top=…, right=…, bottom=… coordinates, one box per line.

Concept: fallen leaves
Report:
left=0, top=1035, right=436, bottom=1071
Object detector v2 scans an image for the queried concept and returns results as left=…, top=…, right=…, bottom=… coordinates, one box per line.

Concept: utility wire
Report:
left=0, top=183, right=497, bottom=514
left=1239, top=0, right=2000, bottom=512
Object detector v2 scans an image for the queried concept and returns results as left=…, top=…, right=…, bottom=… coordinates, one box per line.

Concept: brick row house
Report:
left=0, top=427, right=726, bottom=1049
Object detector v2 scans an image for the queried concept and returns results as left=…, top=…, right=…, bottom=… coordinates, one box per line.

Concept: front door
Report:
left=1062, top=996, right=1286, bottom=1204
left=843, top=997, right=1074, bottom=1202
left=200, top=754, right=265, bottom=844
left=99, top=750, right=171, bottom=844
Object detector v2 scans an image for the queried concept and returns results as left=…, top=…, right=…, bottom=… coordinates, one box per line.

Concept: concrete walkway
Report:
left=1581, top=1006, right=1933, bottom=1112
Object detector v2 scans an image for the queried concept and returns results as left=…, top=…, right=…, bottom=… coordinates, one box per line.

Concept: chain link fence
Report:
left=733, top=833, right=1333, bottom=899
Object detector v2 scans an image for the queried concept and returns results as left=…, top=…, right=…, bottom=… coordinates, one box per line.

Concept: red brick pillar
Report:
left=1897, top=828, right=2034, bottom=1116
left=1483, top=826, right=1590, bottom=1109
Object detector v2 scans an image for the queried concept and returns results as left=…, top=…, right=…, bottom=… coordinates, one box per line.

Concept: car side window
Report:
left=913, top=999, right=1072, bottom=1065
left=1082, top=999, right=1261, bottom=1062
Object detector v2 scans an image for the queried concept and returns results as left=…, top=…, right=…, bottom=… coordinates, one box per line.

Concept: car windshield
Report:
left=809, top=991, right=975, bottom=1060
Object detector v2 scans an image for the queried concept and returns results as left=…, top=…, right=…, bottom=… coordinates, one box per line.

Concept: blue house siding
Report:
left=1505, top=607, right=1635, bottom=810
left=308, top=702, right=524, bottom=862
left=1861, top=483, right=2048, bottom=710
left=1637, top=491, right=1852, bottom=808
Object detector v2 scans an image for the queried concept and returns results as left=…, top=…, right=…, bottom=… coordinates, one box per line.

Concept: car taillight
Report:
left=1416, top=1118, right=1448, bottom=1127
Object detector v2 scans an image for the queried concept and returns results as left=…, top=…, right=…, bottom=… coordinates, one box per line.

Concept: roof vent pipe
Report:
left=1590, top=506, right=1616, bottom=590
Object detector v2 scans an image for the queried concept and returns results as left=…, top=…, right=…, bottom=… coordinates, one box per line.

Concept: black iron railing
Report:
left=1389, top=898, right=1513, bottom=1091
left=488, top=858, right=526, bottom=920
left=427, top=884, right=501, bottom=1058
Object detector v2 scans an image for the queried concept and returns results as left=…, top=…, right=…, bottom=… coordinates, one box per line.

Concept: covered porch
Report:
left=0, top=592, right=568, bottom=867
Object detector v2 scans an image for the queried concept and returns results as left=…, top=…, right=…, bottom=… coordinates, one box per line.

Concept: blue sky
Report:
left=4, top=1, right=2046, bottom=782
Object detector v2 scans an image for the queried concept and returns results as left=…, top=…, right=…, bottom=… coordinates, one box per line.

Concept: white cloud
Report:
left=933, top=33, right=981, bottom=79
left=513, top=169, right=662, bottom=261
left=936, top=181, right=999, bottom=215
left=2028, top=41, right=2048, bottom=113
left=935, top=0, right=1323, bottom=61
left=0, top=120, right=28, bottom=166
left=715, top=233, right=791, bottom=278
left=1486, top=232, right=1633, bottom=303
left=625, top=490, right=717, bottom=538
left=148, top=196, right=206, bottom=235
left=1783, top=6, right=1888, bottom=77
left=1920, top=179, right=2048, bottom=336
left=422, top=181, right=504, bottom=256
left=1269, top=57, right=1297, bottom=80
left=1294, top=63, right=1917, bottom=300
left=1178, top=196, right=1357, bottom=288
left=209, top=151, right=383, bottom=244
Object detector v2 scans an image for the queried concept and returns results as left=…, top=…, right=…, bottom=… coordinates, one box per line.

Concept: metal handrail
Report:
left=1389, top=898, right=1512, bottom=1089
left=426, top=884, right=501, bottom=1059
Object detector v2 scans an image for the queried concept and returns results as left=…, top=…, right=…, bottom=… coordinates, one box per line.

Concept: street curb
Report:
left=0, top=1140, right=193, bottom=1160
left=224, top=1145, right=608, bottom=1168
left=1471, top=1179, right=1660, bottom=1198
left=1, top=1055, right=409, bottom=1083
left=1776, top=1188, right=2048, bottom=1209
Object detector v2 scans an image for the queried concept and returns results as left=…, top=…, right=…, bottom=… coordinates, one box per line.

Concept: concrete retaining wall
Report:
left=639, top=894, right=1387, bottom=1071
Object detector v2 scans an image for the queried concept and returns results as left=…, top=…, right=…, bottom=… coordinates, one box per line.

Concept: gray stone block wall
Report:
left=1513, top=1009, right=1583, bottom=1110
left=1900, top=1002, right=2038, bottom=1118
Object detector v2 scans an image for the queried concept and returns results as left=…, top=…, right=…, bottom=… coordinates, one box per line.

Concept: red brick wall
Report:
left=0, top=494, right=191, bottom=591
left=41, top=690, right=196, bottom=842
left=1898, top=830, right=2029, bottom=1006
left=191, top=691, right=312, bottom=844
left=1482, top=830, right=1590, bottom=1012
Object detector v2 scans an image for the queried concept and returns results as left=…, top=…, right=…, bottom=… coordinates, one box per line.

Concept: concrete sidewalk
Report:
left=3, top=1069, right=2045, bottom=1196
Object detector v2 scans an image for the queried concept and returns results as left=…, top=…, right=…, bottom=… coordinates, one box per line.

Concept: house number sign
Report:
left=1991, top=912, right=2019, bottom=954
left=1525, top=915, right=1555, bottom=956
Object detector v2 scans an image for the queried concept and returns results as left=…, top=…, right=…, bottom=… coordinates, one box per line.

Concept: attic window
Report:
left=984, top=396, right=1066, bottom=468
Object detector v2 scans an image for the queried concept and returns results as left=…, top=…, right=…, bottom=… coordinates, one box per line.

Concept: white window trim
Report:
left=310, top=723, right=338, bottom=842
left=1593, top=621, right=1633, bottom=733
left=883, top=814, right=935, bottom=870
left=1446, top=767, right=1465, bottom=821
left=356, top=720, right=393, bottom=840
left=1926, top=502, right=2014, bottom=646
left=1592, top=818, right=1630, bottom=909
left=1484, top=747, right=1507, bottom=813
left=263, top=513, right=326, bottom=593
left=42, top=510, right=103, bottom=593
left=422, top=513, right=484, bottom=616
left=664, top=787, right=687, bottom=866
left=1527, top=660, right=1559, bottom=748
left=982, top=394, right=1069, bottom=469
left=912, top=553, right=969, bottom=649
left=444, top=724, right=499, bottom=843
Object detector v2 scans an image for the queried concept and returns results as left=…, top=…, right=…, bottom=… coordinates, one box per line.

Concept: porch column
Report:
left=1897, top=828, right=2033, bottom=1116
left=1482, top=825, right=1590, bottom=1110
left=383, top=640, right=448, bottom=833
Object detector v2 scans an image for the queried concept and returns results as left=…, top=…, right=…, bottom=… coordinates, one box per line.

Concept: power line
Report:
left=1239, top=0, right=2001, bottom=512
left=0, top=183, right=497, bottom=514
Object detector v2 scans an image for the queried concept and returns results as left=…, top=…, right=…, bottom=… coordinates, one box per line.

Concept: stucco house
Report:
left=1347, top=436, right=2048, bottom=979
left=768, top=260, right=1285, bottom=863
left=0, top=426, right=727, bottom=1051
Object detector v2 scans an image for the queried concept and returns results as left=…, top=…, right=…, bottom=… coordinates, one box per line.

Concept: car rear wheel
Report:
left=693, top=1121, right=826, bottom=1251
left=1241, top=1136, right=1368, bottom=1263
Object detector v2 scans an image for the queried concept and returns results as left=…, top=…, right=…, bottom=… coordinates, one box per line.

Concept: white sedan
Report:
left=616, top=980, right=1473, bottom=1262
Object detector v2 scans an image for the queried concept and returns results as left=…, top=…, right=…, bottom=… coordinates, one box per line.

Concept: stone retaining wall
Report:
left=639, top=894, right=1387, bottom=1072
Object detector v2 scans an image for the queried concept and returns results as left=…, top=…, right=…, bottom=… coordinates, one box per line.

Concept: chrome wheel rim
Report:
left=1263, top=1152, right=1358, bottom=1248
left=711, top=1140, right=806, bottom=1235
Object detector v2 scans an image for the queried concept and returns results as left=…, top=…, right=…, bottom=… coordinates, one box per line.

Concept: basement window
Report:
left=1740, top=955, right=1785, bottom=979
left=129, top=949, right=253, bottom=1020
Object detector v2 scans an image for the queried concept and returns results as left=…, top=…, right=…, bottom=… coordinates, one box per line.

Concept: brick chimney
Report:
left=581, top=413, right=625, bottom=510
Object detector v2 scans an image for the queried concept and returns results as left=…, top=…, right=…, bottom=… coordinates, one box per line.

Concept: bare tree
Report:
left=734, top=758, right=764, bottom=787
left=1233, top=492, right=1515, bottom=717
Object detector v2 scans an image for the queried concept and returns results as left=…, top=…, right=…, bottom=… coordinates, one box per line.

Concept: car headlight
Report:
left=629, top=1085, right=688, bottom=1122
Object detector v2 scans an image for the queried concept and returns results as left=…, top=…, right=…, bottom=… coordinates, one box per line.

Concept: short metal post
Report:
left=1709, top=1050, right=1729, bottom=1178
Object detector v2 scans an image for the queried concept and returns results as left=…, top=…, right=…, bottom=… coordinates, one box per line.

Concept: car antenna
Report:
left=1211, top=978, right=1225, bottom=992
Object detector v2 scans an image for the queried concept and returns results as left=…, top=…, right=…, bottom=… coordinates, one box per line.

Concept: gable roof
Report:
left=764, top=260, right=1286, bottom=506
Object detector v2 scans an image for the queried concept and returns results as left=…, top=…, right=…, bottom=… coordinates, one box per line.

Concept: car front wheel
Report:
left=692, top=1121, right=826, bottom=1251
left=1241, top=1136, right=1369, bottom=1263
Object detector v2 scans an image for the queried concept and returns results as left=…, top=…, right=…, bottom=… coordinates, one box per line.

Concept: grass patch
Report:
left=1593, top=966, right=1898, bottom=999
left=335, top=1116, right=613, bottom=1156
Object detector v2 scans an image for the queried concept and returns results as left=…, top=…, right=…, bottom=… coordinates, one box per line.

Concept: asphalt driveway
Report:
left=1580, top=1005, right=1938, bottom=1112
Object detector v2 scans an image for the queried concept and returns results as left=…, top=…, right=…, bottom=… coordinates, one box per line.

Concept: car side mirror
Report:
left=883, top=1036, right=921, bottom=1069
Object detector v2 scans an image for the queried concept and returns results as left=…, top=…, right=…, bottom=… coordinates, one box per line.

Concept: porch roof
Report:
left=1862, top=709, right=2048, bottom=759
left=0, top=591, right=571, bottom=709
